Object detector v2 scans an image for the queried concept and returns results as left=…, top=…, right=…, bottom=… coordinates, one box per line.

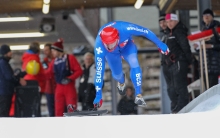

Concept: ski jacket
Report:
left=199, top=20, right=220, bottom=74
left=78, top=63, right=96, bottom=103
left=46, top=54, right=83, bottom=84
left=0, top=57, right=19, bottom=95
left=163, top=21, right=192, bottom=66
left=117, top=96, right=137, bottom=115
left=21, top=50, right=45, bottom=92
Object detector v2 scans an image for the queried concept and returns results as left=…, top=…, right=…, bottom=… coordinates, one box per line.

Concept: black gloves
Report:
left=14, top=68, right=27, bottom=79
left=61, top=78, right=71, bottom=85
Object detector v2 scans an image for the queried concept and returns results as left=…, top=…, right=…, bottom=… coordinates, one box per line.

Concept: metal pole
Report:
left=110, top=73, right=118, bottom=115
left=197, top=0, right=211, bottom=30
left=160, top=66, right=171, bottom=114
left=178, top=10, right=190, bottom=30
left=107, top=8, right=117, bottom=115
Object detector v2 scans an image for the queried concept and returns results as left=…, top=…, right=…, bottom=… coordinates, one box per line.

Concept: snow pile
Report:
left=178, top=84, right=220, bottom=113
left=189, top=94, right=220, bottom=113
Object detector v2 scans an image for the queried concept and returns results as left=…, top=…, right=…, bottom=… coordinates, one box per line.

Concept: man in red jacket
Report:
left=46, top=39, right=83, bottom=116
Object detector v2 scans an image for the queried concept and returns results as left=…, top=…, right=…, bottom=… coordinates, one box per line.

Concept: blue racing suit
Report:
left=93, top=21, right=168, bottom=105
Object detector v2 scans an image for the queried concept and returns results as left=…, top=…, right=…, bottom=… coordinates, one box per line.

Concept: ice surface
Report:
left=189, top=94, right=220, bottom=112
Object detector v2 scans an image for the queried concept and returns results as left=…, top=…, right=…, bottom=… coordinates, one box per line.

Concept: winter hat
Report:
left=159, top=13, right=166, bottom=21
left=165, top=13, right=179, bottom=21
left=51, top=38, right=64, bottom=52
left=0, top=44, right=11, bottom=56
left=203, top=8, right=214, bottom=17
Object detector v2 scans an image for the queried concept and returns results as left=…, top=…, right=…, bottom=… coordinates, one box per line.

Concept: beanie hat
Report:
left=203, top=8, right=214, bottom=17
left=51, top=38, right=64, bottom=52
left=159, top=13, right=166, bottom=21
left=165, top=13, right=179, bottom=21
left=0, top=44, right=11, bottom=56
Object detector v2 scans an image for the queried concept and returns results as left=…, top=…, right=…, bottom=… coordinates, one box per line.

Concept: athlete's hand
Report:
left=158, top=47, right=170, bottom=55
left=93, top=96, right=103, bottom=108
left=61, top=78, right=71, bottom=85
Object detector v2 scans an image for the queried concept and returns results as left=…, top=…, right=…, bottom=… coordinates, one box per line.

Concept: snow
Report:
left=0, top=112, right=220, bottom=138
left=189, top=94, right=220, bottom=113
left=1, top=85, right=220, bottom=138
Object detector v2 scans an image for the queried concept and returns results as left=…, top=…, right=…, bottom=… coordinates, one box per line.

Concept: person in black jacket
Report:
left=78, top=52, right=96, bottom=111
left=117, top=86, right=137, bottom=115
left=193, top=9, right=220, bottom=90
left=0, top=44, right=26, bottom=117
left=163, top=13, right=193, bottom=113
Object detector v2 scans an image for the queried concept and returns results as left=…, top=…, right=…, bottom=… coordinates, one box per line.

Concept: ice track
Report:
left=1, top=85, right=220, bottom=138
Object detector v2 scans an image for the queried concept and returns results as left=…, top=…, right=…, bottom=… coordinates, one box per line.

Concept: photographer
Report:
left=117, top=86, right=137, bottom=115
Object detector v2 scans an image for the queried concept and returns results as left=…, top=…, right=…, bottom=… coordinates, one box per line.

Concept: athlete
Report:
left=93, top=21, right=169, bottom=108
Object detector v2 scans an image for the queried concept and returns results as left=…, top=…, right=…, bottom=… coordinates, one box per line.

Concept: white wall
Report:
left=114, top=6, right=159, bottom=32
left=100, top=6, right=160, bottom=34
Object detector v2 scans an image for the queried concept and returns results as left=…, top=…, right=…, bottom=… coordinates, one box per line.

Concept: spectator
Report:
left=163, top=13, right=193, bottom=113
left=117, top=86, right=137, bottom=115
left=159, top=13, right=172, bottom=113
left=45, top=38, right=83, bottom=116
left=159, top=13, right=169, bottom=44
left=21, top=42, right=44, bottom=116
left=193, top=8, right=220, bottom=89
left=22, top=42, right=45, bottom=93
left=78, top=52, right=96, bottom=111
left=42, top=43, right=56, bottom=117
left=0, top=44, right=26, bottom=117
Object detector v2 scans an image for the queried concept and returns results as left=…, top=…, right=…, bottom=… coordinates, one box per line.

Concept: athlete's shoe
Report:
left=67, top=104, right=76, bottom=113
left=134, top=94, right=147, bottom=107
left=117, top=82, right=126, bottom=95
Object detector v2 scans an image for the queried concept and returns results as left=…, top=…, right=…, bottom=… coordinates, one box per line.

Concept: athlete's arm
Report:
left=94, top=38, right=106, bottom=94
left=123, top=22, right=169, bottom=54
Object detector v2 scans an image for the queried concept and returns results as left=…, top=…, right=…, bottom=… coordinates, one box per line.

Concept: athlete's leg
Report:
left=121, top=40, right=142, bottom=96
left=121, top=40, right=146, bottom=106
left=105, top=52, right=125, bottom=84
left=105, top=52, right=126, bottom=95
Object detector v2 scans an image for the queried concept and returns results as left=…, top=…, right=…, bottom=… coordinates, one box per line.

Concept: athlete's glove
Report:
left=158, top=43, right=170, bottom=55
left=158, top=47, right=169, bottom=55
left=93, top=96, right=103, bottom=108
left=61, top=78, right=71, bottom=85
